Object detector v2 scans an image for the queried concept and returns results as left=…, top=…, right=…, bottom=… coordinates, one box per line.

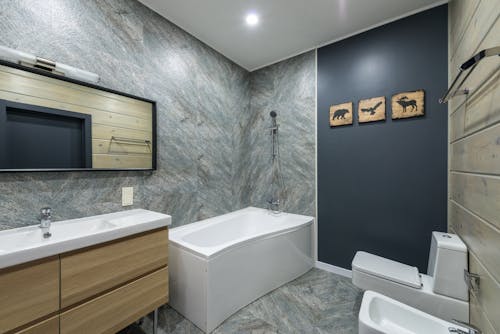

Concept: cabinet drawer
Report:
left=13, top=316, right=59, bottom=334
left=0, top=257, right=59, bottom=333
left=60, top=228, right=168, bottom=308
left=60, top=267, right=168, bottom=334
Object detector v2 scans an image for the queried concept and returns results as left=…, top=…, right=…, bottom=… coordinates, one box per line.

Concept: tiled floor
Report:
left=133, top=268, right=362, bottom=334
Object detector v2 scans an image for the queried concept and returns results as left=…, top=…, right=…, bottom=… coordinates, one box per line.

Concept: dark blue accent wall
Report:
left=317, top=5, right=448, bottom=272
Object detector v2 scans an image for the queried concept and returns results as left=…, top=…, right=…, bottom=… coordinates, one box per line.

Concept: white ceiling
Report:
left=139, top=0, right=447, bottom=71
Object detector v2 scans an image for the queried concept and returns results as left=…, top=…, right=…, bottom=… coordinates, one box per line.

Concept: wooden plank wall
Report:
left=448, top=1, right=500, bottom=333
left=0, top=64, right=154, bottom=169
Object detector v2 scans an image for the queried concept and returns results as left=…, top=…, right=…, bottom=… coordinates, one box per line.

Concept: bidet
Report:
left=358, top=291, right=471, bottom=334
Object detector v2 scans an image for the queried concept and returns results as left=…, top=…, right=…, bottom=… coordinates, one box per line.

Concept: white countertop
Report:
left=0, top=209, right=171, bottom=269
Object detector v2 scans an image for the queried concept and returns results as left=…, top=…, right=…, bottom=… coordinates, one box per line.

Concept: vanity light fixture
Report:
left=245, top=13, right=259, bottom=26
left=0, top=45, right=100, bottom=84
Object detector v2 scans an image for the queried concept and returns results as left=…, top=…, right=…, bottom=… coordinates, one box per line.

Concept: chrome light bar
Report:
left=0, top=45, right=100, bottom=84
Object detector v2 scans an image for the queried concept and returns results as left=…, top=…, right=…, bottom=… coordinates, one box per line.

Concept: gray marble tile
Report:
left=141, top=305, right=204, bottom=334
left=231, top=269, right=362, bottom=334
left=50, top=0, right=145, bottom=66
left=0, top=0, right=55, bottom=57
left=0, top=0, right=252, bottom=229
left=237, top=51, right=316, bottom=217
left=137, top=268, right=361, bottom=334
left=1, top=2, right=340, bottom=334
left=214, top=315, right=278, bottom=334
left=0, top=0, right=316, bottom=235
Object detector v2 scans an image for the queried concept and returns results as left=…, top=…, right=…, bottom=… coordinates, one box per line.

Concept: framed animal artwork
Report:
left=329, top=102, right=353, bottom=127
left=391, top=90, right=425, bottom=119
left=358, top=96, right=386, bottom=123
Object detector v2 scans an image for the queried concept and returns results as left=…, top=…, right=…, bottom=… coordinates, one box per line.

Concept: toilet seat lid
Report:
left=352, top=251, right=422, bottom=289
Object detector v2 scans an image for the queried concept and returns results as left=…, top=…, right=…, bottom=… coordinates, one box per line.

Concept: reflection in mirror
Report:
left=0, top=100, right=92, bottom=169
left=0, top=61, right=156, bottom=171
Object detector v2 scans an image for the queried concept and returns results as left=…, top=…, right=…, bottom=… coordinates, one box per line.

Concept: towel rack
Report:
left=439, top=46, right=500, bottom=104
left=111, top=136, right=151, bottom=145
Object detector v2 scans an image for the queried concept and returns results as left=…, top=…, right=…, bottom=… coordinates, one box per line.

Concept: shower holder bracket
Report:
left=464, top=269, right=480, bottom=294
left=451, top=88, right=470, bottom=97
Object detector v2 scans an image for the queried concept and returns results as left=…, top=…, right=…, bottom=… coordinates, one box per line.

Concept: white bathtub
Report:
left=168, top=207, right=314, bottom=333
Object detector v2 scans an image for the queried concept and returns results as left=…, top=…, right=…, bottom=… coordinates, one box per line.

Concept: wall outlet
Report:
left=122, top=187, right=134, bottom=206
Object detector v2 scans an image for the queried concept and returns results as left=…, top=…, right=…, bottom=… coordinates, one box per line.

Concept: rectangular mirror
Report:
left=0, top=60, right=156, bottom=171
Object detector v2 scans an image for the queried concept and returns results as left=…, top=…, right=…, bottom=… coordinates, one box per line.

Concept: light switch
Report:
left=122, top=187, right=134, bottom=206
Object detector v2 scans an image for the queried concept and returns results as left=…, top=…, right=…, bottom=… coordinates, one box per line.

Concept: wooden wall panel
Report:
left=469, top=252, right=500, bottom=332
left=448, top=0, right=500, bottom=332
left=449, top=0, right=498, bottom=68
left=0, top=69, right=151, bottom=118
left=92, top=154, right=152, bottom=169
left=0, top=64, right=154, bottom=169
left=448, top=0, right=480, bottom=58
left=450, top=123, right=500, bottom=174
left=449, top=9, right=499, bottom=114
left=0, top=89, right=152, bottom=132
left=449, top=201, right=500, bottom=282
left=92, top=139, right=152, bottom=155
left=449, top=173, right=500, bottom=229
left=449, top=70, right=500, bottom=142
left=470, top=294, right=497, bottom=334
left=92, top=124, right=152, bottom=141
left=0, top=65, right=151, bottom=113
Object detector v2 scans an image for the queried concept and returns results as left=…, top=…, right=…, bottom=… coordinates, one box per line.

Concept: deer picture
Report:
left=396, top=96, right=417, bottom=112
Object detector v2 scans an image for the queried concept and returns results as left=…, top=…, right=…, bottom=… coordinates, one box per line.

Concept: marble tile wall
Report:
left=239, top=51, right=316, bottom=216
left=0, top=0, right=249, bottom=229
left=140, top=269, right=362, bottom=334
left=0, top=0, right=316, bottom=230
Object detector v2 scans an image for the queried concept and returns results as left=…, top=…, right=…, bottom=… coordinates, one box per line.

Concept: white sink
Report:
left=0, top=209, right=171, bottom=269
left=50, top=218, right=117, bottom=237
left=359, top=291, right=468, bottom=334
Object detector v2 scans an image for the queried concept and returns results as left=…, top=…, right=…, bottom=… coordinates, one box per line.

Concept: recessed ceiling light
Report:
left=245, top=13, right=259, bottom=26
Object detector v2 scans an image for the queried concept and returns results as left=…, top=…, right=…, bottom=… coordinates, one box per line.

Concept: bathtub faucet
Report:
left=449, top=319, right=481, bottom=334
left=267, top=199, right=281, bottom=213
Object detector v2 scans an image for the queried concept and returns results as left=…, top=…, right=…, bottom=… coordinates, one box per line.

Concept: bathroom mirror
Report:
left=0, top=60, right=156, bottom=171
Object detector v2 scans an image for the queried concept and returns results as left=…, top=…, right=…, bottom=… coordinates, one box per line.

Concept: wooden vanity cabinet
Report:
left=60, top=267, right=168, bottom=334
left=59, top=228, right=169, bottom=334
left=60, top=228, right=169, bottom=308
left=0, top=227, right=169, bottom=334
left=12, top=316, right=59, bottom=334
left=0, top=257, right=59, bottom=334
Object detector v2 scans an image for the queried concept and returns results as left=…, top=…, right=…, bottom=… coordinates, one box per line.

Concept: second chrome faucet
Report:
left=39, top=207, right=52, bottom=238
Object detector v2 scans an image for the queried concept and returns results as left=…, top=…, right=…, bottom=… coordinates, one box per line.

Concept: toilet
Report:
left=352, top=232, right=469, bottom=322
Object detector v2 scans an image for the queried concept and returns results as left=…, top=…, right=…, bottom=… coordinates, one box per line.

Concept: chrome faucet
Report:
left=39, top=207, right=52, bottom=238
left=267, top=199, right=280, bottom=213
left=449, top=319, right=482, bottom=334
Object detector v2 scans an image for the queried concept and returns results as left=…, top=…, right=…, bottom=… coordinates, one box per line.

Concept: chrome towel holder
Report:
left=439, top=46, right=500, bottom=104
left=110, top=136, right=151, bottom=145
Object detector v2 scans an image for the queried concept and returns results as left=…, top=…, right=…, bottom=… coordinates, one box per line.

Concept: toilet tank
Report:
left=427, top=232, right=468, bottom=301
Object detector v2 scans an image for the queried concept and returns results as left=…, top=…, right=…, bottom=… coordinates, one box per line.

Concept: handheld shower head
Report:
left=270, top=110, right=277, bottom=118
